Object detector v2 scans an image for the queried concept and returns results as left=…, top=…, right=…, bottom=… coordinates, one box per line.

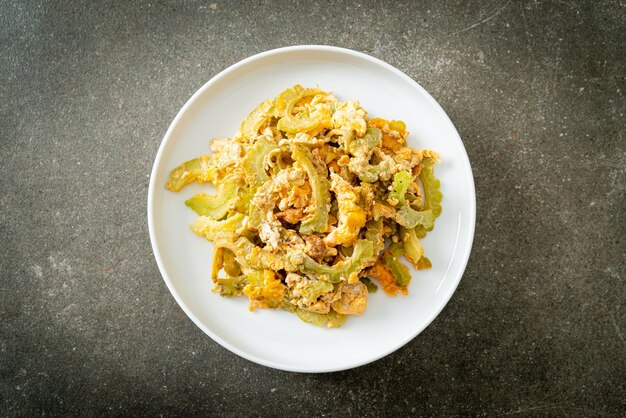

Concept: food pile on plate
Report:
left=166, top=85, right=441, bottom=327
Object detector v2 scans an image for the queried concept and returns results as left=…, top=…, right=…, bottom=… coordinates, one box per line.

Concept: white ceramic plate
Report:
left=148, top=45, right=475, bottom=373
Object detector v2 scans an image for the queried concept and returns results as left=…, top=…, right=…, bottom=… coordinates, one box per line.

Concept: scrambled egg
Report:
left=166, top=85, right=442, bottom=328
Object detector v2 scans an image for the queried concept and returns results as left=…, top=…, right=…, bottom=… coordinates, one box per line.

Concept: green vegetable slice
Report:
left=165, top=156, right=216, bottom=191
left=300, top=279, right=334, bottom=305
left=347, top=127, right=395, bottom=183
left=361, top=277, right=379, bottom=293
left=372, top=201, right=434, bottom=230
left=395, top=206, right=435, bottom=229
left=247, top=204, right=266, bottom=231
left=420, top=156, right=442, bottom=220
left=295, top=308, right=346, bottom=328
left=416, top=256, right=432, bottom=270
left=402, top=227, right=425, bottom=268
left=292, top=145, right=331, bottom=235
left=364, top=218, right=385, bottom=257
left=388, top=171, right=411, bottom=206
left=223, top=248, right=242, bottom=277
left=212, top=276, right=246, bottom=297
left=388, top=170, right=435, bottom=229
left=234, top=184, right=256, bottom=214
left=347, top=126, right=381, bottom=153
left=389, top=120, right=406, bottom=133
left=383, top=243, right=411, bottom=287
left=243, top=136, right=278, bottom=187
left=276, top=85, right=323, bottom=133
left=236, top=99, right=275, bottom=140
left=298, top=239, right=374, bottom=283
left=394, top=155, right=442, bottom=232
left=190, top=212, right=245, bottom=242
left=185, top=178, right=238, bottom=219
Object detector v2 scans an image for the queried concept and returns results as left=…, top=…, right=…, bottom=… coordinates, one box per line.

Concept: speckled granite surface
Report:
left=1, top=1, right=624, bottom=416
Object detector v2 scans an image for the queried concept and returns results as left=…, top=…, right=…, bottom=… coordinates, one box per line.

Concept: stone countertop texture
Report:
left=1, top=1, right=624, bottom=416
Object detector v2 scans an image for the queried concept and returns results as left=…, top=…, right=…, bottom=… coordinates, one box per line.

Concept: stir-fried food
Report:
left=166, top=85, right=442, bottom=327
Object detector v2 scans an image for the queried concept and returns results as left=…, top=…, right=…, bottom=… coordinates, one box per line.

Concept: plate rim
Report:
left=147, top=45, right=476, bottom=373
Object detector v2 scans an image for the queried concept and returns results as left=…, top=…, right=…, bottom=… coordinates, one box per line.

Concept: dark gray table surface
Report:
left=2, top=1, right=624, bottom=416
